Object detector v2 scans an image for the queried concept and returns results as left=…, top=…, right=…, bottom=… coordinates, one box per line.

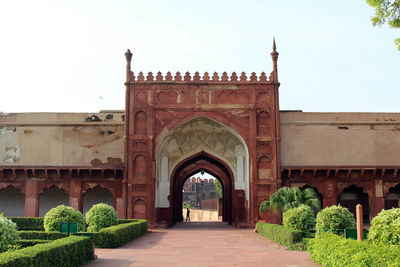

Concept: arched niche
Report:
left=133, top=199, right=146, bottom=219
left=0, top=186, right=25, bottom=217
left=338, top=184, right=369, bottom=223
left=257, top=111, right=270, bottom=136
left=384, top=184, right=400, bottom=209
left=39, top=186, right=69, bottom=217
left=257, top=155, right=272, bottom=180
left=83, top=185, right=114, bottom=214
left=134, top=154, right=147, bottom=179
left=135, top=111, right=147, bottom=135
left=155, top=116, right=249, bottom=209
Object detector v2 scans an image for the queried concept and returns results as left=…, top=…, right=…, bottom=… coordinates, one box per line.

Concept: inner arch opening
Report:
left=171, top=152, right=233, bottom=224
left=182, top=171, right=222, bottom=222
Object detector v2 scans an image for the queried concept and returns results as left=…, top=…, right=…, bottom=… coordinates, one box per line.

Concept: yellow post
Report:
left=356, top=204, right=363, bottom=241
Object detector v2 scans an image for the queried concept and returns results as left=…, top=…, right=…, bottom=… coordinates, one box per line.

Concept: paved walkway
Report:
left=86, top=222, right=319, bottom=267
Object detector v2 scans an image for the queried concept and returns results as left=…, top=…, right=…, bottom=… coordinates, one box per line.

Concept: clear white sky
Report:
left=1, top=0, right=399, bottom=113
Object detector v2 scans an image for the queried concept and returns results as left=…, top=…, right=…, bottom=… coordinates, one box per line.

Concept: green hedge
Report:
left=0, top=235, right=93, bottom=267
left=18, top=231, right=67, bottom=240
left=8, top=218, right=44, bottom=231
left=92, top=219, right=147, bottom=248
left=256, top=222, right=302, bottom=248
left=17, top=240, right=51, bottom=248
left=308, top=233, right=400, bottom=267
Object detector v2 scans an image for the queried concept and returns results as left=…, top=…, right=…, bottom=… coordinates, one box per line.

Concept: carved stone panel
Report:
left=257, top=111, right=270, bottom=136
left=135, top=111, right=147, bottom=135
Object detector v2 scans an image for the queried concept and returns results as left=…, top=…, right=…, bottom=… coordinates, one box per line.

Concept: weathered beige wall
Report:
left=280, top=112, right=400, bottom=166
left=0, top=112, right=125, bottom=166
left=2, top=111, right=400, bottom=167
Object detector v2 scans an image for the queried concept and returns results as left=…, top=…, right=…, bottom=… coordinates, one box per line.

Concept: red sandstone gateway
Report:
left=1, top=41, right=400, bottom=226
left=124, top=41, right=280, bottom=227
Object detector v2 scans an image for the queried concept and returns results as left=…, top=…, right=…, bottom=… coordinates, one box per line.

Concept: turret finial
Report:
left=270, top=38, right=279, bottom=82
left=125, top=49, right=132, bottom=62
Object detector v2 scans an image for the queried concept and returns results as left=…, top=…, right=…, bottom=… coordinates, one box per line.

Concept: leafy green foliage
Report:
left=0, top=215, right=20, bottom=253
left=8, top=217, right=44, bottom=231
left=182, top=203, right=192, bottom=209
left=214, top=179, right=223, bottom=198
left=92, top=219, right=147, bottom=248
left=43, top=205, right=86, bottom=232
left=259, top=187, right=321, bottom=215
left=0, top=235, right=93, bottom=267
left=315, top=205, right=356, bottom=235
left=255, top=222, right=302, bottom=248
left=18, top=231, right=67, bottom=240
left=85, top=203, right=119, bottom=232
left=283, top=204, right=315, bottom=231
left=17, top=239, right=51, bottom=248
left=308, top=232, right=400, bottom=266
left=366, top=0, right=400, bottom=50
left=368, top=208, right=400, bottom=246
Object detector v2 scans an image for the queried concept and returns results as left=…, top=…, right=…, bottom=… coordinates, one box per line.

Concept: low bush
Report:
left=17, top=239, right=51, bottom=248
left=8, top=218, right=44, bottom=231
left=0, top=235, right=93, bottom=267
left=0, top=215, right=20, bottom=253
left=283, top=204, right=315, bottom=231
left=368, top=208, right=400, bottom=246
left=92, top=219, right=147, bottom=248
left=308, top=232, right=400, bottom=266
left=18, top=231, right=67, bottom=240
left=316, top=205, right=356, bottom=235
left=85, top=203, right=119, bottom=232
left=255, top=222, right=302, bottom=248
left=43, top=205, right=86, bottom=232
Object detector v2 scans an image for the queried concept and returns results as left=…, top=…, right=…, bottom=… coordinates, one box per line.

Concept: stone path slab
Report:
left=86, top=222, right=320, bottom=267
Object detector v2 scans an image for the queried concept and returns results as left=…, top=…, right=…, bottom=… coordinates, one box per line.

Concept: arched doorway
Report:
left=0, top=186, right=25, bottom=217
left=338, top=185, right=369, bottom=222
left=171, top=152, right=233, bottom=224
left=154, top=116, right=250, bottom=226
left=83, top=186, right=114, bottom=214
left=385, top=184, right=400, bottom=209
left=39, top=186, right=69, bottom=217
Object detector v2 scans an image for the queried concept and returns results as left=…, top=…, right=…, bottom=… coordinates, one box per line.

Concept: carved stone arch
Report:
left=82, top=184, right=114, bottom=214
left=39, top=183, right=70, bottom=195
left=133, top=198, right=146, bottom=219
left=156, top=116, right=250, bottom=209
left=0, top=183, right=25, bottom=194
left=134, top=154, right=147, bottom=180
left=135, top=111, right=147, bottom=135
left=384, top=184, right=400, bottom=209
left=338, top=184, right=370, bottom=222
left=257, top=111, right=270, bottom=136
left=257, top=155, right=272, bottom=180
left=0, top=185, right=25, bottom=217
left=39, top=185, right=69, bottom=217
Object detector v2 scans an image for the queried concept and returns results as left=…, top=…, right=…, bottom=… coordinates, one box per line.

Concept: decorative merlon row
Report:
left=128, top=71, right=275, bottom=82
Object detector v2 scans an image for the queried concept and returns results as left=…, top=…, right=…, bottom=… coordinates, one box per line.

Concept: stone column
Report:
left=69, top=180, right=82, bottom=212
left=25, top=179, right=39, bottom=217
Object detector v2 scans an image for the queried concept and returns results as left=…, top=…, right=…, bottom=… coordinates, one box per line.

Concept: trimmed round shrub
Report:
left=316, top=205, right=356, bottom=235
left=0, top=214, right=20, bottom=252
left=85, top=203, right=118, bottom=232
left=44, top=205, right=86, bottom=232
left=283, top=204, right=315, bottom=231
left=369, top=208, right=400, bottom=246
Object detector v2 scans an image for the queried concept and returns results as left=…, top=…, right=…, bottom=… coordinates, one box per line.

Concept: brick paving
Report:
left=86, top=222, right=320, bottom=267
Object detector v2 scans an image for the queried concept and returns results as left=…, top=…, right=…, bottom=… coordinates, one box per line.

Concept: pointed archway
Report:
left=171, top=152, right=234, bottom=224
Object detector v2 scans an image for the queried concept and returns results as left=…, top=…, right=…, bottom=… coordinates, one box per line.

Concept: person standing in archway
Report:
left=185, top=207, right=191, bottom=222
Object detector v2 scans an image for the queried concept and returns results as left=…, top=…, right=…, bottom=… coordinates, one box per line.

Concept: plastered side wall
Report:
left=280, top=112, right=400, bottom=166
left=0, top=112, right=125, bottom=166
